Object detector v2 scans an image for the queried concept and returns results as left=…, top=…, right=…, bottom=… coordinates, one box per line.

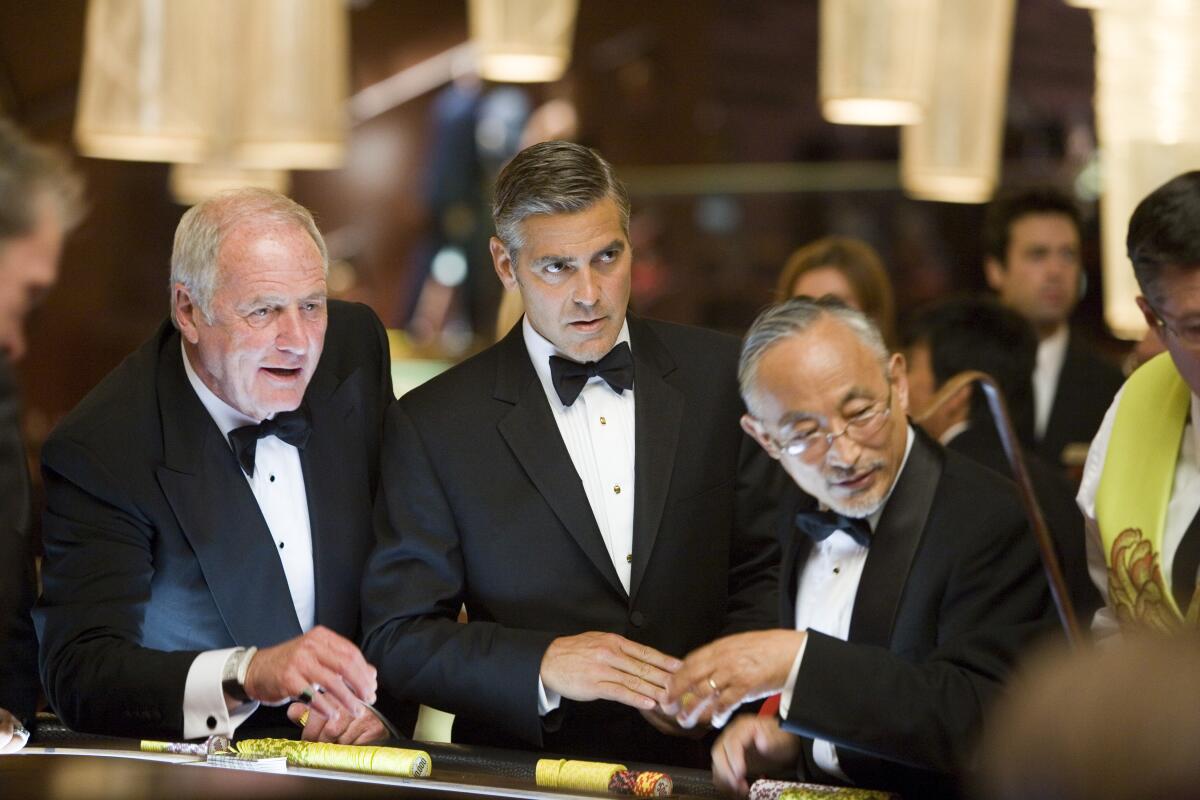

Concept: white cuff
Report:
left=182, top=648, right=259, bottom=739
left=777, top=633, right=808, bottom=720
left=537, top=676, right=562, bottom=716
left=777, top=633, right=848, bottom=783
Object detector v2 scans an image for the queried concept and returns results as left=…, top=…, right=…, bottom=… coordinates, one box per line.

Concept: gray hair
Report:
left=491, top=140, right=630, bottom=258
left=0, top=117, right=85, bottom=242
left=739, top=297, right=890, bottom=415
left=170, top=187, right=328, bottom=325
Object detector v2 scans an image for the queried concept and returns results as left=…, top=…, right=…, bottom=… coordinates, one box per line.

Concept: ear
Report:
left=1136, top=295, right=1160, bottom=333
left=889, top=352, right=910, bottom=416
left=173, top=284, right=201, bottom=345
left=984, top=256, right=1006, bottom=292
left=491, top=237, right=519, bottom=291
left=740, top=413, right=780, bottom=460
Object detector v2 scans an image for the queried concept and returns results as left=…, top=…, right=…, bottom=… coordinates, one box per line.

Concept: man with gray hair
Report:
left=0, top=117, right=84, bottom=753
left=36, top=188, right=397, bottom=744
left=362, top=140, right=784, bottom=766
left=664, top=297, right=1053, bottom=798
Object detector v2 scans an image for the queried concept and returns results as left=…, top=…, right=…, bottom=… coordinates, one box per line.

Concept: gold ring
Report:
left=298, top=709, right=310, bottom=727
left=707, top=677, right=719, bottom=693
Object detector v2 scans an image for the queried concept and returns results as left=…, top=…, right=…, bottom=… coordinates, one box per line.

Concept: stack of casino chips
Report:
left=608, top=768, right=673, bottom=796
left=536, top=758, right=674, bottom=796
left=749, top=778, right=897, bottom=800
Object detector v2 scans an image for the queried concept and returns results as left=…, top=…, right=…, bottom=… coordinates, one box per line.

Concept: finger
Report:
left=316, top=703, right=353, bottom=741
left=610, top=665, right=673, bottom=706
left=612, top=654, right=675, bottom=692
left=594, top=677, right=658, bottom=710
left=710, top=738, right=736, bottom=794
left=309, top=668, right=366, bottom=721
left=665, top=658, right=713, bottom=706
left=618, top=639, right=683, bottom=674
left=286, top=702, right=309, bottom=728
left=309, top=629, right=378, bottom=705
left=303, top=685, right=345, bottom=726
left=722, top=730, right=748, bottom=793
left=346, top=714, right=386, bottom=746
left=677, top=690, right=717, bottom=729
left=305, top=714, right=332, bottom=742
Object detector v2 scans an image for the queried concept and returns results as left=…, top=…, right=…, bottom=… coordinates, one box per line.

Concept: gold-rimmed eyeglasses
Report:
left=771, top=384, right=894, bottom=462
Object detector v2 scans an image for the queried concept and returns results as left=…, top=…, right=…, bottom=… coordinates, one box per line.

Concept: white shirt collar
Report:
left=522, top=315, right=632, bottom=409
left=1036, top=324, right=1070, bottom=374
left=939, top=419, right=971, bottom=446
left=181, top=340, right=260, bottom=436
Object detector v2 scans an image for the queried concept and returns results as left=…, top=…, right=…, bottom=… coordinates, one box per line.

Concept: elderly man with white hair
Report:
left=665, top=297, right=1054, bottom=800
left=36, top=188, right=398, bottom=745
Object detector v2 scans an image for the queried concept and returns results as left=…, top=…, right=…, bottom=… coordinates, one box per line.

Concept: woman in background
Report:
left=776, top=236, right=897, bottom=348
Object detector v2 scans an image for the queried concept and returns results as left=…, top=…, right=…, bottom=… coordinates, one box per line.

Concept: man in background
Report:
left=1079, top=170, right=1200, bottom=635
left=984, top=187, right=1123, bottom=471
left=904, top=296, right=1100, bottom=622
left=0, top=118, right=83, bottom=753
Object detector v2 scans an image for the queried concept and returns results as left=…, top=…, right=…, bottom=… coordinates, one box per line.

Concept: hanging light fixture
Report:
left=76, top=0, right=349, bottom=188
left=233, top=0, right=349, bottom=169
left=469, top=0, right=579, bottom=83
left=1092, top=0, right=1200, bottom=339
left=900, top=0, right=1016, bottom=203
left=819, top=0, right=939, bottom=125
left=75, top=0, right=213, bottom=162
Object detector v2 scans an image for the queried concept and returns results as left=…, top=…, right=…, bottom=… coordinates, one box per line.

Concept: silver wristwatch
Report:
left=221, top=646, right=258, bottom=703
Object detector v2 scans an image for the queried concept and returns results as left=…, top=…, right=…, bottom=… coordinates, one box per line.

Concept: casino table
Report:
left=0, top=722, right=724, bottom=800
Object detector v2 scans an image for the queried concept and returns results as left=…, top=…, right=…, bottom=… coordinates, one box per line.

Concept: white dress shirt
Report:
left=522, top=317, right=637, bottom=715
left=1033, top=324, right=1070, bottom=441
left=1077, top=386, right=1200, bottom=639
left=180, top=343, right=317, bottom=738
left=778, top=426, right=914, bottom=781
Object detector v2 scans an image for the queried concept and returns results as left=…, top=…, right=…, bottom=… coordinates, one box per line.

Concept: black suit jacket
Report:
left=362, top=317, right=785, bottom=767
left=780, top=428, right=1054, bottom=799
left=0, top=359, right=38, bottom=725
left=35, top=301, right=394, bottom=738
left=1036, top=332, right=1123, bottom=469
left=947, top=423, right=1102, bottom=622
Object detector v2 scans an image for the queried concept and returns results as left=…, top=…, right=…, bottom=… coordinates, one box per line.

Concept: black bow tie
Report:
left=548, top=341, right=635, bottom=407
left=228, top=406, right=312, bottom=476
left=795, top=510, right=872, bottom=548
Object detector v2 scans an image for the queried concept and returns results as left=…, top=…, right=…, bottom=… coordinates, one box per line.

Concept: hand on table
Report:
left=0, top=707, right=29, bottom=754
left=663, top=630, right=805, bottom=729
left=711, top=714, right=801, bottom=797
left=286, top=702, right=387, bottom=745
left=540, top=631, right=681, bottom=711
left=243, top=625, right=377, bottom=726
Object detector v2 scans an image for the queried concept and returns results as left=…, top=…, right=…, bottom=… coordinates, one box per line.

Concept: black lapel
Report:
left=299, top=361, right=363, bottom=636
left=628, top=318, right=685, bottom=602
left=847, top=425, right=944, bottom=647
left=153, top=329, right=304, bottom=647
left=494, top=324, right=628, bottom=601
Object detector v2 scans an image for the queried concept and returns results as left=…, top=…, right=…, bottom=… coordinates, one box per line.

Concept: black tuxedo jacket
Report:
left=362, top=316, right=785, bottom=767
left=947, top=423, right=1102, bottom=621
left=35, top=301, right=394, bottom=738
left=0, top=359, right=38, bottom=725
left=1036, top=332, right=1123, bottom=469
left=780, top=428, right=1054, bottom=799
